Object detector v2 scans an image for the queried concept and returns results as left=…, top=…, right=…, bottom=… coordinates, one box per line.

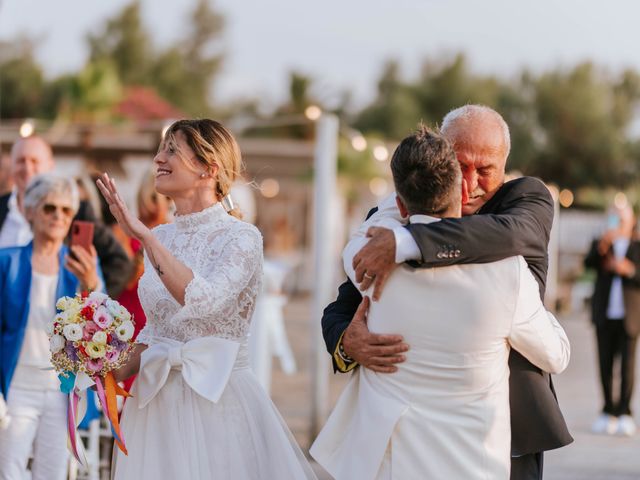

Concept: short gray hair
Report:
left=441, top=105, right=511, bottom=158
left=24, top=174, right=80, bottom=213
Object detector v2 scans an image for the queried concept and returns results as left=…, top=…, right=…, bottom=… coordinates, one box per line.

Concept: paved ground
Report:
left=270, top=296, right=640, bottom=479
left=544, top=311, right=640, bottom=480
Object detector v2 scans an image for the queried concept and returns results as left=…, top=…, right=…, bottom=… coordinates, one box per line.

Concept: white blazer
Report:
left=311, top=195, right=570, bottom=480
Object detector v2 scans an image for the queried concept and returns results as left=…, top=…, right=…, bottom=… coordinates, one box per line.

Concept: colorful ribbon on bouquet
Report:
left=62, top=370, right=131, bottom=465
left=67, top=389, right=87, bottom=466
left=94, top=372, right=130, bottom=455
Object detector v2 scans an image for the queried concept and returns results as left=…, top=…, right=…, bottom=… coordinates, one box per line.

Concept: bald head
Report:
left=441, top=105, right=510, bottom=215
left=10, top=136, right=55, bottom=193
left=442, top=105, right=510, bottom=161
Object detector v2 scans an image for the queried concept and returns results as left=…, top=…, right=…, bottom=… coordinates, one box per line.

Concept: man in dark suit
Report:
left=584, top=204, right=640, bottom=437
left=322, top=105, right=572, bottom=480
left=0, top=136, right=132, bottom=297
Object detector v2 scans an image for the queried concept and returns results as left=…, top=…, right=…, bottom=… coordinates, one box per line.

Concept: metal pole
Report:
left=309, top=113, right=339, bottom=439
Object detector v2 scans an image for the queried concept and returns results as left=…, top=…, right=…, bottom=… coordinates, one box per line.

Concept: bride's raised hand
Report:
left=96, top=173, right=151, bottom=242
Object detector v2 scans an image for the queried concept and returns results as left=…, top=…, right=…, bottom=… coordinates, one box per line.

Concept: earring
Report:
left=200, top=172, right=207, bottom=179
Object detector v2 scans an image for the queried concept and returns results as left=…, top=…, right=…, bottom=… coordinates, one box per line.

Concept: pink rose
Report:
left=86, top=358, right=104, bottom=373
left=105, top=349, right=120, bottom=363
left=83, top=321, right=99, bottom=341
left=93, top=306, right=114, bottom=329
left=85, top=298, right=100, bottom=310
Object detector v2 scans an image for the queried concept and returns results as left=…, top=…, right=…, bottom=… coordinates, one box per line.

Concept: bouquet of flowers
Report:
left=48, top=291, right=136, bottom=463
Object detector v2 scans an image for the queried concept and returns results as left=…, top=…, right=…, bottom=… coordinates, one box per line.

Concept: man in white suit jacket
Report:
left=311, top=126, right=570, bottom=480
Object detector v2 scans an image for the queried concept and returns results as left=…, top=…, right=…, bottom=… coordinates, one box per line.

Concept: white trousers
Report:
left=0, top=388, right=68, bottom=480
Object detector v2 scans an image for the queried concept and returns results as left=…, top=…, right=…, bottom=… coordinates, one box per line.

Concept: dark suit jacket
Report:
left=584, top=238, right=640, bottom=337
left=0, top=192, right=132, bottom=298
left=321, top=176, right=573, bottom=456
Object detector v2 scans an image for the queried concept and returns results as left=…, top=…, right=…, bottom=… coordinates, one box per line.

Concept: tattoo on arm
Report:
left=146, top=247, right=164, bottom=276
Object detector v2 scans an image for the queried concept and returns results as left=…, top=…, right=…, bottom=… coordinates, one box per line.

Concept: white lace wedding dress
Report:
left=112, top=203, right=316, bottom=479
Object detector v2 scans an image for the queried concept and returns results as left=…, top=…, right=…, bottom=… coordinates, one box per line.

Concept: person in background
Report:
left=0, top=174, right=103, bottom=480
left=0, top=136, right=132, bottom=297
left=0, top=152, right=13, bottom=196
left=585, top=203, right=640, bottom=437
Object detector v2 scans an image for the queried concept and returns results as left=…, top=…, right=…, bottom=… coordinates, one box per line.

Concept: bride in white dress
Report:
left=97, top=119, right=316, bottom=480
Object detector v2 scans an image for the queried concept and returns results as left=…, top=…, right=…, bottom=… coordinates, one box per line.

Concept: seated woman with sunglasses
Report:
left=0, top=174, right=102, bottom=480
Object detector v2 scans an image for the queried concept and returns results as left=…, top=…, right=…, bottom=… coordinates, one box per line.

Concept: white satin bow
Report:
left=137, top=336, right=240, bottom=408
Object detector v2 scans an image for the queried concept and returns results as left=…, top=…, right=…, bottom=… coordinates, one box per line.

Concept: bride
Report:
left=97, top=119, right=317, bottom=479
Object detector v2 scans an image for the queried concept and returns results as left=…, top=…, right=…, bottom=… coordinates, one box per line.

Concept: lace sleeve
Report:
left=135, top=324, right=154, bottom=345
left=169, top=223, right=263, bottom=340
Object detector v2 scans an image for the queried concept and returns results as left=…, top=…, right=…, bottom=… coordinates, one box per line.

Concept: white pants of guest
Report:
left=0, top=387, right=68, bottom=480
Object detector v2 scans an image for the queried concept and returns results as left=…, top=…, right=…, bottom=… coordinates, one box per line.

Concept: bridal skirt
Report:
left=112, top=367, right=317, bottom=479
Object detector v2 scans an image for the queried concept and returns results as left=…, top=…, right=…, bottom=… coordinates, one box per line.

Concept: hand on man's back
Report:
left=342, top=296, right=409, bottom=373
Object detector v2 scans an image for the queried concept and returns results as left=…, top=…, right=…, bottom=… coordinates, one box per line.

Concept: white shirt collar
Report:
left=8, top=189, right=19, bottom=211
left=0, top=188, right=33, bottom=248
left=408, top=214, right=441, bottom=225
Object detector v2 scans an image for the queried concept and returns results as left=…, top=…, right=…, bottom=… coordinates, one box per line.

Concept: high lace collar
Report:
left=174, top=202, right=227, bottom=231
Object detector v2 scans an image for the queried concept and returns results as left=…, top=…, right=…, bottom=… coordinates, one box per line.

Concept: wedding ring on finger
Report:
left=363, top=272, right=375, bottom=280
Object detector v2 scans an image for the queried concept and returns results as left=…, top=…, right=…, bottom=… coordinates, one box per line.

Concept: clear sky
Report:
left=1, top=0, right=638, bottom=110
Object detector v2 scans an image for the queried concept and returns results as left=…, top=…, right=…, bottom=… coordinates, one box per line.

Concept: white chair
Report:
left=68, top=411, right=115, bottom=479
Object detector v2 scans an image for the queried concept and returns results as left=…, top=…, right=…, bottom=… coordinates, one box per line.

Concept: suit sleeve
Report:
left=406, top=177, right=553, bottom=269
left=343, top=216, right=404, bottom=285
left=321, top=279, right=362, bottom=372
left=509, top=258, right=570, bottom=374
left=321, top=206, right=381, bottom=373
left=583, top=239, right=602, bottom=271
left=75, top=201, right=133, bottom=298
left=623, top=242, right=640, bottom=287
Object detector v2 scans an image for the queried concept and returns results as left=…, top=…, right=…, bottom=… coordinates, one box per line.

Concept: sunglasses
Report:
left=42, top=203, right=74, bottom=217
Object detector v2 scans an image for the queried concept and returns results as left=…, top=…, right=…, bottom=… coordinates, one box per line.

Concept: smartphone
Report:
left=70, top=221, right=95, bottom=257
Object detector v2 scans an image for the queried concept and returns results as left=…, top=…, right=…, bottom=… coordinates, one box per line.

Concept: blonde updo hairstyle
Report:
left=164, top=119, right=243, bottom=219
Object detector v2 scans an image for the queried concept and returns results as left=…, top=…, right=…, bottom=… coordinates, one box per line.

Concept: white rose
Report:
left=106, top=299, right=131, bottom=321
left=45, top=321, right=56, bottom=337
left=56, top=296, right=74, bottom=311
left=65, top=304, right=81, bottom=321
left=106, top=299, right=121, bottom=316
left=92, top=331, right=107, bottom=344
left=88, top=291, right=109, bottom=304
left=115, top=320, right=135, bottom=342
left=50, top=335, right=66, bottom=353
left=62, top=324, right=83, bottom=342
left=54, top=312, right=66, bottom=325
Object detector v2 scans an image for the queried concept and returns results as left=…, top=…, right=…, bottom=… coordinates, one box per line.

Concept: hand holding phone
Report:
left=68, top=221, right=99, bottom=290
left=70, top=221, right=94, bottom=253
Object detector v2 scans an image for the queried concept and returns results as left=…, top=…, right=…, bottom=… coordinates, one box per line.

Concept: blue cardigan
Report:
left=0, top=242, right=104, bottom=397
